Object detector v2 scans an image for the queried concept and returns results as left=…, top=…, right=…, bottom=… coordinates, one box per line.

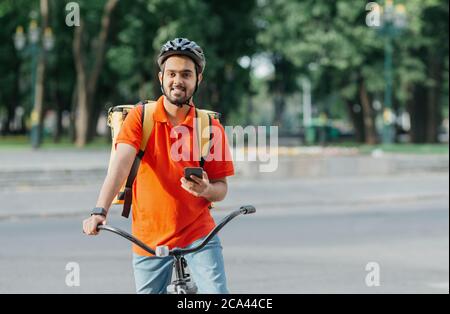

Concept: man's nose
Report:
left=173, top=73, right=183, bottom=85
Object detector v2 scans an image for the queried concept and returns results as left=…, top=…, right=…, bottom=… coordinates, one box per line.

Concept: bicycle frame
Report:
left=97, top=205, right=256, bottom=294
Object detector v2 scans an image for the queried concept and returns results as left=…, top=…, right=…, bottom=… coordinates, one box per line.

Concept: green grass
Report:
left=0, top=135, right=111, bottom=150
left=1, top=135, right=448, bottom=155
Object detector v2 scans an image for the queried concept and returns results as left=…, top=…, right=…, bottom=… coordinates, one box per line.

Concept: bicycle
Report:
left=96, top=205, right=256, bottom=294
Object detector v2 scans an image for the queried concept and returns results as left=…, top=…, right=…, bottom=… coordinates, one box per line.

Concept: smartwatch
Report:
left=91, top=207, right=107, bottom=217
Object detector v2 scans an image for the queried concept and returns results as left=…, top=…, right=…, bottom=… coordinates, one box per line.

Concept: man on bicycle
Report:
left=82, top=38, right=234, bottom=294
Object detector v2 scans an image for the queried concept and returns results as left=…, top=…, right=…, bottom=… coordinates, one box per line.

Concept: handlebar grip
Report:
left=240, top=205, right=256, bottom=215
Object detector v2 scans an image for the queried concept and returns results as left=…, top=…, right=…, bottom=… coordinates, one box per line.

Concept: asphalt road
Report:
left=0, top=192, right=448, bottom=293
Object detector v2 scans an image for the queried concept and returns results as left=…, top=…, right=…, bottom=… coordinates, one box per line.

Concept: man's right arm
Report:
left=82, top=143, right=137, bottom=235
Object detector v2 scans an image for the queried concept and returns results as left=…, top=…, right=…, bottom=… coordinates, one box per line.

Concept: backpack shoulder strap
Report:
left=195, top=109, right=216, bottom=168
left=139, top=100, right=157, bottom=154
left=121, top=100, right=157, bottom=218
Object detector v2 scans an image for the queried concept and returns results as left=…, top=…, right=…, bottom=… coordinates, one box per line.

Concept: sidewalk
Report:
left=0, top=148, right=448, bottom=220
left=0, top=147, right=448, bottom=183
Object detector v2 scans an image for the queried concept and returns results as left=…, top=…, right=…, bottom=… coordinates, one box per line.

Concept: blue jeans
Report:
left=132, top=235, right=229, bottom=294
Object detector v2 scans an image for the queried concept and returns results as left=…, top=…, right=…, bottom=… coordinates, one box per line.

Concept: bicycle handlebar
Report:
left=97, top=224, right=157, bottom=255
left=96, top=205, right=256, bottom=257
left=240, top=205, right=256, bottom=215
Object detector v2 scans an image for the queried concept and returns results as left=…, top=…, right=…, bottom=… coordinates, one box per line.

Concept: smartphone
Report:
left=184, top=167, right=203, bottom=182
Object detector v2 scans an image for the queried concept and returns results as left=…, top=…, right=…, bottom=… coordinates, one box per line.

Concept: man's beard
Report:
left=164, top=85, right=193, bottom=107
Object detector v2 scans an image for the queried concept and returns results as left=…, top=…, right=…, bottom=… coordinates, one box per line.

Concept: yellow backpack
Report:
left=107, top=100, right=220, bottom=218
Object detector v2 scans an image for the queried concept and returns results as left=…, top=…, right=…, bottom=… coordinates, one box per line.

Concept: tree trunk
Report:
left=5, top=93, right=15, bottom=134
left=69, top=82, right=78, bottom=143
left=3, top=67, right=20, bottom=134
left=73, top=22, right=88, bottom=147
left=86, top=0, right=118, bottom=107
left=358, top=77, right=378, bottom=144
left=73, top=0, right=119, bottom=147
left=51, top=86, right=63, bottom=143
left=54, top=102, right=63, bottom=143
left=408, top=84, right=428, bottom=143
left=346, top=100, right=365, bottom=143
left=86, top=0, right=119, bottom=143
left=426, top=51, right=443, bottom=143
left=273, top=90, right=286, bottom=128
left=87, top=96, right=103, bottom=142
left=33, top=0, right=49, bottom=147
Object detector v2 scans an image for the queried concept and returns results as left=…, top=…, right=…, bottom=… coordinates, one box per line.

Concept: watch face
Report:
left=92, top=207, right=106, bottom=216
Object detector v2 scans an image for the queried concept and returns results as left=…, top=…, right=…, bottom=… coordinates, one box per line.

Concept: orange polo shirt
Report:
left=115, top=96, right=234, bottom=256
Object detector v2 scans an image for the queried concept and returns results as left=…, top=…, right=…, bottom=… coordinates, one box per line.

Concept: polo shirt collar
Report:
left=153, top=96, right=196, bottom=128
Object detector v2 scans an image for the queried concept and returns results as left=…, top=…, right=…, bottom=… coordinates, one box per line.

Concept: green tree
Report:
left=147, top=0, right=258, bottom=122
left=72, top=0, right=119, bottom=147
left=257, top=0, right=449, bottom=144
left=396, top=0, right=449, bottom=143
left=0, top=0, right=35, bottom=135
left=258, top=0, right=383, bottom=143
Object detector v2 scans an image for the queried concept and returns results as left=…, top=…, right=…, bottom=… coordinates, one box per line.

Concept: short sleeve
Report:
left=115, top=105, right=143, bottom=152
left=203, top=118, right=235, bottom=180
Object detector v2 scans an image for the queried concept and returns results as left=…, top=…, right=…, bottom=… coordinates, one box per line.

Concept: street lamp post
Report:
left=371, top=0, right=407, bottom=144
left=13, top=17, right=54, bottom=149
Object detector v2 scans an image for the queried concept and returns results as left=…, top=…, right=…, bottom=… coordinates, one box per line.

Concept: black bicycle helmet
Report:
left=157, top=38, right=206, bottom=74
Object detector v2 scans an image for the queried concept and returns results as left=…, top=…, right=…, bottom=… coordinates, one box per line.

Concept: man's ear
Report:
left=197, top=72, right=203, bottom=84
left=158, top=71, right=163, bottom=84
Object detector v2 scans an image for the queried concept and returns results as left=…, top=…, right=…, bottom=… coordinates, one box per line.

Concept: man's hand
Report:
left=82, top=215, right=106, bottom=236
left=180, top=171, right=212, bottom=198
